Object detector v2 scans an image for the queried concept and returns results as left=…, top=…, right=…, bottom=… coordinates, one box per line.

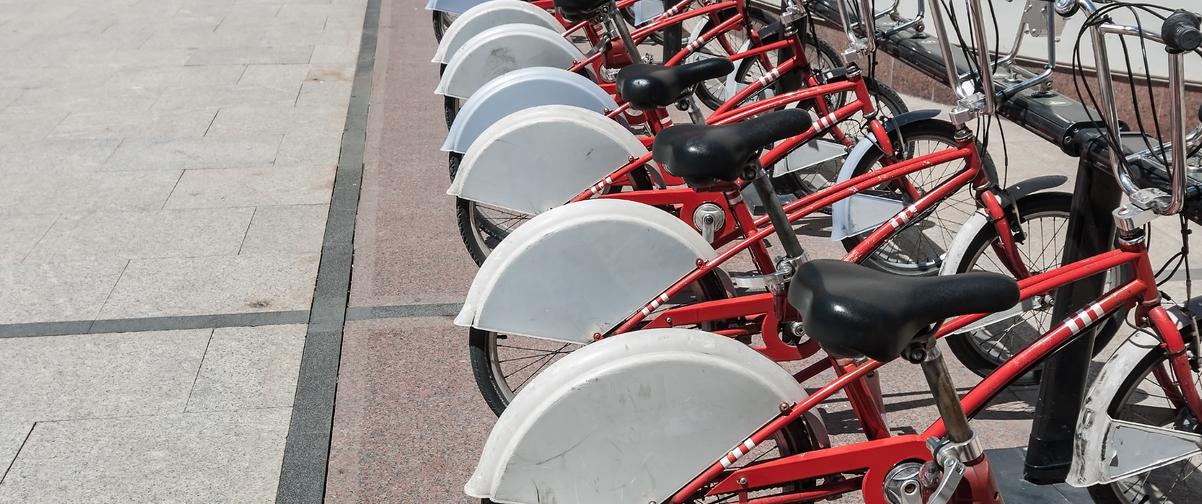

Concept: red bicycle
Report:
left=464, top=2, right=1202, bottom=502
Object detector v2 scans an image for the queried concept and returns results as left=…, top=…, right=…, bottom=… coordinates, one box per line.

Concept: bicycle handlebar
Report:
left=1061, top=3, right=1201, bottom=214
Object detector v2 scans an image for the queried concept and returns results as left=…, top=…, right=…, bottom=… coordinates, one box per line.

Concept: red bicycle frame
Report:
left=664, top=235, right=1201, bottom=503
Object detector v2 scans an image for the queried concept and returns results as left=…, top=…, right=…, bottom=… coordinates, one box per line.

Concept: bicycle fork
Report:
left=886, top=345, right=1004, bottom=503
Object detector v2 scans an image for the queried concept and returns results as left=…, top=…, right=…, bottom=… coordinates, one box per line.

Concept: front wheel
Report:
left=433, top=11, right=457, bottom=42
left=839, top=119, right=987, bottom=276
left=946, top=192, right=1127, bottom=380
left=1088, top=315, right=1202, bottom=503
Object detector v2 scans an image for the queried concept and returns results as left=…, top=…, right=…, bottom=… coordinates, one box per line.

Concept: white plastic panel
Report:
left=454, top=199, right=717, bottom=343
left=465, top=328, right=806, bottom=504
left=433, top=0, right=562, bottom=64
left=1068, top=330, right=1202, bottom=486
left=829, top=136, right=905, bottom=241
left=435, top=24, right=584, bottom=99
left=447, top=104, right=645, bottom=214
left=442, top=68, right=617, bottom=153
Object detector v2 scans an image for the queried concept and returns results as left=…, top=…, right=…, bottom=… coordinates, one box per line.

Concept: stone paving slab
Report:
left=0, top=214, right=57, bottom=264
left=185, top=324, right=306, bottom=413
left=0, top=409, right=291, bottom=503
left=0, top=170, right=182, bottom=215
left=348, top=29, right=479, bottom=306
left=105, top=136, right=283, bottom=171
left=0, top=422, right=32, bottom=478
left=165, top=165, right=335, bottom=209
left=98, top=254, right=320, bottom=319
left=0, top=259, right=129, bottom=324
left=50, top=108, right=219, bottom=140
left=240, top=204, right=330, bottom=255
left=0, top=330, right=210, bottom=422
left=28, top=208, right=255, bottom=261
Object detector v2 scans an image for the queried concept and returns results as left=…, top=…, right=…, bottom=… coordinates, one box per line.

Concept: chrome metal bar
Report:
left=879, top=0, right=924, bottom=38
left=1166, top=51, right=1187, bottom=214
left=857, top=0, right=878, bottom=52
left=1098, top=23, right=1165, bottom=45
left=608, top=2, right=641, bottom=64
left=836, top=0, right=860, bottom=45
left=925, top=0, right=963, bottom=94
left=1089, top=23, right=1142, bottom=197
left=967, top=0, right=995, bottom=114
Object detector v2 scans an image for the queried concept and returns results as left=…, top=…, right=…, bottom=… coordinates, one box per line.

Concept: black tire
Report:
left=456, top=197, right=527, bottom=266
left=943, top=192, right=1127, bottom=381
left=839, top=118, right=990, bottom=276
left=862, top=78, right=908, bottom=118
left=1087, top=315, right=1202, bottom=503
left=444, top=95, right=460, bottom=130
left=448, top=152, right=461, bottom=181
left=469, top=273, right=730, bottom=416
left=433, top=11, right=456, bottom=42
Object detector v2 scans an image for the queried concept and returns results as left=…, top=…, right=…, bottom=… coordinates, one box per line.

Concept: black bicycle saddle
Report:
left=616, top=59, right=735, bottom=111
left=788, top=260, right=1019, bottom=362
left=651, top=108, right=812, bottom=188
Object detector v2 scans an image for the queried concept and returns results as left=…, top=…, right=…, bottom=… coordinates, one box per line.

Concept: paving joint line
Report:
left=0, top=302, right=462, bottom=339
left=274, top=0, right=380, bottom=500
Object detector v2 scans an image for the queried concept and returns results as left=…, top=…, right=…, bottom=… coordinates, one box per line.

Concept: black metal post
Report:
left=661, top=0, right=681, bottom=63
left=1022, top=156, right=1122, bottom=484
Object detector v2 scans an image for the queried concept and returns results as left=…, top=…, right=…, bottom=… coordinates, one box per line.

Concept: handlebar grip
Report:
left=1162, top=10, right=1202, bottom=53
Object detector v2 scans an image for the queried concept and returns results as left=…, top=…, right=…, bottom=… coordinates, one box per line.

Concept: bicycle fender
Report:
left=454, top=199, right=717, bottom=343
left=936, top=179, right=1069, bottom=277
left=829, top=110, right=942, bottom=241
left=465, top=328, right=808, bottom=504
left=436, top=24, right=584, bottom=99
left=448, top=104, right=644, bottom=213
left=1068, top=322, right=1202, bottom=487
left=433, top=0, right=562, bottom=64
left=443, top=68, right=616, bottom=154
left=426, top=0, right=485, bottom=16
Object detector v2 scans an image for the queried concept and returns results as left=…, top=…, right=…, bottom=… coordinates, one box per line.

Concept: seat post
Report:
left=605, top=0, right=642, bottom=64
left=919, top=346, right=973, bottom=444
left=747, top=160, right=806, bottom=259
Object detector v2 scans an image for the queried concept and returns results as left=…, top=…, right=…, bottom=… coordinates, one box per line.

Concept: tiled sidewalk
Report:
left=0, top=0, right=366, bottom=501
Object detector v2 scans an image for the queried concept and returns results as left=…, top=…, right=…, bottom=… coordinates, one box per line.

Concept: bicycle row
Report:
left=425, top=0, right=1202, bottom=501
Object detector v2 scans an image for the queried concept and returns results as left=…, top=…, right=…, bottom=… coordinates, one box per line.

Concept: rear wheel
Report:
left=469, top=273, right=730, bottom=415
left=433, top=11, right=456, bottom=42
left=455, top=168, right=654, bottom=265
left=1088, top=318, right=1202, bottom=503
left=456, top=197, right=530, bottom=266
left=840, top=119, right=986, bottom=276
left=444, top=95, right=460, bottom=129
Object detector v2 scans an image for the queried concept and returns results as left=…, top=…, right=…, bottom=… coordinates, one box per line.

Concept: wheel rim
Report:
left=959, top=208, right=1071, bottom=366
left=486, top=331, right=582, bottom=403
left=466, top=200, right=530, bottom=259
